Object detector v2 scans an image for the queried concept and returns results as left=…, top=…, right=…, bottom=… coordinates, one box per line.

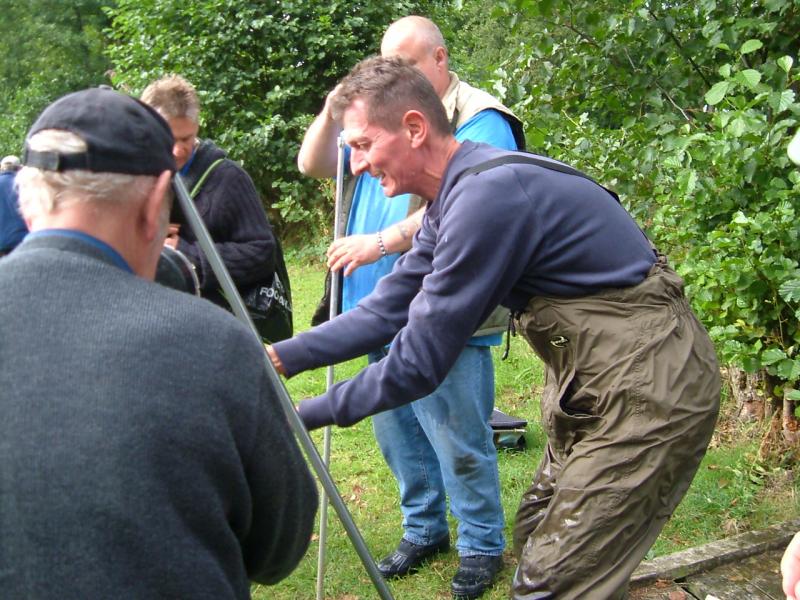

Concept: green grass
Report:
left=253, top=259, right=800, bottom=600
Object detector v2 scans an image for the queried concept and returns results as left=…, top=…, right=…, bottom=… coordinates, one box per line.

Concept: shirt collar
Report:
left=179, top=142, right=199, bottom=177
left=26, top=228, right=133, bottom=273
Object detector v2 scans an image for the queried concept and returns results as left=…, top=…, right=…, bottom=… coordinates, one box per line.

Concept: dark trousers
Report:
left=511, top=263, right=720, bottom=599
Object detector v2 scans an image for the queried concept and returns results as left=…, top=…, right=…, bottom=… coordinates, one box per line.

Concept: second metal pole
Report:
left=316, top=134, right=347, bottom=599
left=172, top=174, right=393, bottom=600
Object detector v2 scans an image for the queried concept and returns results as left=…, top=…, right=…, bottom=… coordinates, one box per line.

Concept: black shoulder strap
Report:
left=460, top=152, right=660, bottom=256
left=461, top=153, right=620, bottom=202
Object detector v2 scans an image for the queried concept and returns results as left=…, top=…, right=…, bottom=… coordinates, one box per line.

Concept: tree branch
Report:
left=646, top=6, right=713, bottom=90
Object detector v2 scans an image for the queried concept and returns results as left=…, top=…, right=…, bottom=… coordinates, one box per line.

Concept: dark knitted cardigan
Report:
left=176, top=140, right=276, bottom=307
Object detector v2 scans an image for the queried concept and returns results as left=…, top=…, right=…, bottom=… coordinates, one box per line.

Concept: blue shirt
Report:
left=342, top=108, right=519, bottom=345
left=0, top=172, right=28, bottom=251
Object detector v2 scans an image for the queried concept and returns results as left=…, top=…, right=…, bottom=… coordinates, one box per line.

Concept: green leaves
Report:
left=769, top=89, right=796, bottom=114
left=0, top=0, right=113, bottom=155
left=489, top=0, right=800, bottom=393
left=740, top=39, right=763, bottom=55
left=780, top=277, right=800, bottom=303
left=106, top=0, right=436, bottom=242
left=705, top=81, right=731, bottom=105
left=762, top=347, right=787, bottom=366
left=736, top=69, right=762, bottom=89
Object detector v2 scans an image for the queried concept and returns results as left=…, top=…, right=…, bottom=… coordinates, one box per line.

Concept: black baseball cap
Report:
left=23, top=87, right=176, bottom=176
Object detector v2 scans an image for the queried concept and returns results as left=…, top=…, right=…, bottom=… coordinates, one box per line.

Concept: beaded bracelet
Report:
left=376, top=231, right=388, bottom=257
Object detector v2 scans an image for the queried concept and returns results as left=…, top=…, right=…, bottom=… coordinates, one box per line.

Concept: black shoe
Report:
left=377, top=536, right=450, bottom=578
left=451, top=554, right=503, bottom=599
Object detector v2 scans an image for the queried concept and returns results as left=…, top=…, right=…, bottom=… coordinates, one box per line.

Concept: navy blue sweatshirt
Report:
left=274, top=141, right=656, bottom=429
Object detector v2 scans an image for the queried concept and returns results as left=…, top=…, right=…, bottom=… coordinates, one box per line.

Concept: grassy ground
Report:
left=252, top=259, right=800, bottom=600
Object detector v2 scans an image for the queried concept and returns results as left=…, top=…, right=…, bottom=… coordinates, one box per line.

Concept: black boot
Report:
left=451, top=554, right=503, bottom=599
left=377, top=536, right=450, bottom=578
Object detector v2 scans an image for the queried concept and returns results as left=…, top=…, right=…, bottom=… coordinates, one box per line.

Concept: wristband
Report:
left=376, top=231, right=388, bottom=257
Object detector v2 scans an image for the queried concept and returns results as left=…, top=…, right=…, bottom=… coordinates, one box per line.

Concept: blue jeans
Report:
left=370, top=345, right=505, bottom=556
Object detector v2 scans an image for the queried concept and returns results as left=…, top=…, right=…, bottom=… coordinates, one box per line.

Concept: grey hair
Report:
left=16, top=130, right=158, bottom=219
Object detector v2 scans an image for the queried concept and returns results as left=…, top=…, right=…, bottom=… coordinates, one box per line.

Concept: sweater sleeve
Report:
left=240, top=362, right=318, bottom=585
left=178, top=161, right=276, bottom=291
left=291, top=166, right=539, bottom=429
left=272, top=237, right=431, bottom=375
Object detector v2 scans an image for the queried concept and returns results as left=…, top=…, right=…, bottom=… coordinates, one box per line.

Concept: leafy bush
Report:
left=677, top=46, right=799, bottom=394
left=106, top=0, right=441, bottom=245
left=0, top=0, right=112, bottom=155
left=485, top=0, right=800, bottom=399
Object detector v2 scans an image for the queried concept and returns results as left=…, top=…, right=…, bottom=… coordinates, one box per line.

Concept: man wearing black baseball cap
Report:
left=0, top=87, right=317, bottom=598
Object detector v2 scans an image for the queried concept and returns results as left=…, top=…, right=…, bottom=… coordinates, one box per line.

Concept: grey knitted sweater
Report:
left=0, top=233, right=317, bottom=598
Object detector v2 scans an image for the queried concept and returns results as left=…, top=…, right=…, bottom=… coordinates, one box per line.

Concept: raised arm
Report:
left=297, top=86, right=343, bottom=178
left=377, top=205, right=425, bottom=254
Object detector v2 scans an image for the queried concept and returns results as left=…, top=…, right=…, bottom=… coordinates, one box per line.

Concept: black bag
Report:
left=310, top=268, right=342, bottom=327
left=155, top=246, right=200, bottom=296
left=242, top=238, right=293, bottom=344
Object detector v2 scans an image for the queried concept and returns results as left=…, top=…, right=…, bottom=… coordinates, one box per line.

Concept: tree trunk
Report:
left=727, top=367, right=800, bottom=451
left=726, top=367, right=767, bottom=421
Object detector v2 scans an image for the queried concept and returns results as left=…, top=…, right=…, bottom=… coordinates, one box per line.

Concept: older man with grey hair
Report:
left=0, top=87, right=317, bottom=599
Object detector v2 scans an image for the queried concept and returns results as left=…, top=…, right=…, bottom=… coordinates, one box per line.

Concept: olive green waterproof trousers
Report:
left=511, top=261, right=720, bottom=599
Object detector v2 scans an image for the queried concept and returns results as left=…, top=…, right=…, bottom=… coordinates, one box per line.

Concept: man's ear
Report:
left=141, top=170, right=172, bottom=242
left=403, top=110, right=427, bottom=148
left=433, top=45, right=448, bottom=70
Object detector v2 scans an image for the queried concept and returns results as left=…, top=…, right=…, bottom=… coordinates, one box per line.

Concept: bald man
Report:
left=297, top=15, right=524, bottom=600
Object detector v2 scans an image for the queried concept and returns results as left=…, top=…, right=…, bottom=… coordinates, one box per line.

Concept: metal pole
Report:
left=316, top=134, right=347, bottom=600
left=172, top=175, right=394, bottom=600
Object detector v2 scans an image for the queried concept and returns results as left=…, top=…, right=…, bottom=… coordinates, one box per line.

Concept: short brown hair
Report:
left=141, top=74, right=200, bottom=122
left=330, top=56, right=450, bottom=136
